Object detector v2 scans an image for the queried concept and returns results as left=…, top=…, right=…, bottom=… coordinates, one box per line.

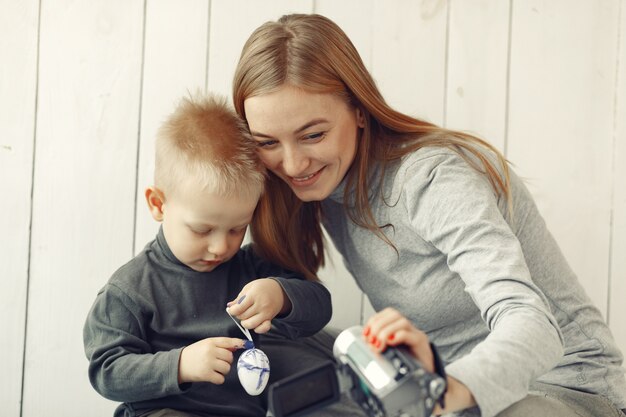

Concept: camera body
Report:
left=268, top=326, right=446, bottom=417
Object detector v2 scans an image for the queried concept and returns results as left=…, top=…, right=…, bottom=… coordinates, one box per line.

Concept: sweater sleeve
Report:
left=246, top=247, right=332, bottom=339
left=404, top=151, right=563, bottom=417
left=270, top=276, right=332, bottom=338
left=83, top=284, right=189, bottom=402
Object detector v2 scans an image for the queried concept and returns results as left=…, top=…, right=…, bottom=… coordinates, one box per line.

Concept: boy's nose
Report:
left=208, top=236, right=228, bottom=257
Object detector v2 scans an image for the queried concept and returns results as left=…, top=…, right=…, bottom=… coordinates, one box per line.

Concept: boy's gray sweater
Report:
left=322, top=146, right=626, bottom=417
left=84, top=227, right=331, bottom=417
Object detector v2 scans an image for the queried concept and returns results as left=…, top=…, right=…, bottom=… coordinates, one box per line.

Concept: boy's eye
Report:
left=191, top=228, right=211, bottom=235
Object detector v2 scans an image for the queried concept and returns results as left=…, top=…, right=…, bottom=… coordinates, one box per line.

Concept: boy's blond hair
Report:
left=155, top=93, right=265, bottom=200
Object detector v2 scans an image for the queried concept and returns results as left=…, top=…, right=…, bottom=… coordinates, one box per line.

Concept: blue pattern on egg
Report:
left=237, top=348, right=270, bottom=396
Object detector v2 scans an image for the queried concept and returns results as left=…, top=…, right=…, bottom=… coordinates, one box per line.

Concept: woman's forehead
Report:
left=244, top=86, right=347, bottom=129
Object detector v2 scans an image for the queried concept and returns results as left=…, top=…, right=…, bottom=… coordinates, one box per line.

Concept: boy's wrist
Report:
left=273, top=278, right=292, bottom=316
left=279, top=292, right=293, bottom=316
left=266, top=277, right=293, bottom=316
left=177, top=346, right=187, bottom=384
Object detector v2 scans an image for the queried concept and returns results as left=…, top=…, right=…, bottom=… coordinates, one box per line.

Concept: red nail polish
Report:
left=374, top=339, right=381, bottom=348
left=388, top=333, right=395, bottom=341
left=370, top=336, right=377, bottom=345
left=363, top=326, right=370, bottom=337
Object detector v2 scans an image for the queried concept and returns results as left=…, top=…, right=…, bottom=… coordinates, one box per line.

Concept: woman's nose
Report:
left=282, top=146, right=309, bottom=176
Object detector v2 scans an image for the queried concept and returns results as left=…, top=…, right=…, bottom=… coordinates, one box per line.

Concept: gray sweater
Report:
left=322, top=147, right=626, bottom=417
left=83, top=227, right=331, bottom=417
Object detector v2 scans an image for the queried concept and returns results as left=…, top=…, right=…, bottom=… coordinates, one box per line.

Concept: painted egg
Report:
left=237, top=348, right=270, bottom=396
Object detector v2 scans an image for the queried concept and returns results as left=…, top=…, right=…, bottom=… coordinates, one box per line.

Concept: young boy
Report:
left=83, top=94, right=332, bottom=417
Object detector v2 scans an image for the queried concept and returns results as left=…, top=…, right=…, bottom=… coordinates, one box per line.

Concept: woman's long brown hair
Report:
left=233, top=14, right=511, bottom=281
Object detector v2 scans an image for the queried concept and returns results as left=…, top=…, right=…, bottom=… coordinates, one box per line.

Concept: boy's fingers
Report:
left=213, top=337, right=246, bottom=350
left=213, top=359, right=232, bottom=375
left=208, top=372, right=226, bottom=385
left=240, top=313, right=266, bottom=330
left=226, top=294, right=251, bottom=316
left=214, top=348, right=235, bottom=363
left=254, top=320, right=272, bottom=334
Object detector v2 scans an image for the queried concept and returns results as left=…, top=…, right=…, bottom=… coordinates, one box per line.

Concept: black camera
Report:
left=268, top=326, right=447, bottom=417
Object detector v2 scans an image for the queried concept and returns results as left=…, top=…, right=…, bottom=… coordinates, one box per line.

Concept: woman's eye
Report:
left=257, top=140, right=277, bottom=148
left=304, top=132, right=324, bottom=141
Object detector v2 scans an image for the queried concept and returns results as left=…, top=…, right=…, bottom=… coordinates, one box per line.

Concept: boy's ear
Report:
left=145, top=186, right=165, bottom=222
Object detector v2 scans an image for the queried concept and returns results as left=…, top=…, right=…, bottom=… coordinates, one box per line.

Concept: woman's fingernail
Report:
left=238, top=295, right=246, bottom=304
left=374, top=339, right=381, bottom=348
left=370, top=336, right=377, bottom=345
left=243, top=340, right=255, bottom=350
left=363, top=326, right=370, bottom=337
left=388, top=333, right=395, bottom=341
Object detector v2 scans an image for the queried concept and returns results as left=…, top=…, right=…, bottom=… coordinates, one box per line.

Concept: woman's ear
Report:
left=355, top=107, right=366, bottom=128
left=145, top=186, right=165, bottom=222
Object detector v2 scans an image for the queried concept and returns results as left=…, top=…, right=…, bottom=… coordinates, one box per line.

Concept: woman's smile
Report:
left=289, top=167, right=325, bottom=187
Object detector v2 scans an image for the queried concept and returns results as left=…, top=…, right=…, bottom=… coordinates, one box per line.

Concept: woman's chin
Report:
left=290, top=187, right=329, bottom=202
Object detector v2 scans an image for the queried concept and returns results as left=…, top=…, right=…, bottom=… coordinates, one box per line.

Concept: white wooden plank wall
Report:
left=0, top=1, right=38, bottom=416
left=18, top=1, right=145, bottom=414
left=610, top=0, right=626, bottom=359
left=1, top=1, right=624, bottom=415
left=507, top=0, right=619, bottom=316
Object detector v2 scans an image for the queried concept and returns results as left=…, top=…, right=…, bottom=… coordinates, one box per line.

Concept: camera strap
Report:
left=430, top=342, right=447, bottom=408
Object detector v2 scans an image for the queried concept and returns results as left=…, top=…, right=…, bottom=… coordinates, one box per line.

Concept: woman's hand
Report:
left=363, top=307, right=476, bottom=415
left=363, top=307, right=435, bottom=373
left=226, top=278, right=292, bottom=334
left=178, top=337, right=245, bottom=384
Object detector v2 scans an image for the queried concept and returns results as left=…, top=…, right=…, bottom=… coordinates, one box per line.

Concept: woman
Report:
left=233, top=14, right=626, bottom=417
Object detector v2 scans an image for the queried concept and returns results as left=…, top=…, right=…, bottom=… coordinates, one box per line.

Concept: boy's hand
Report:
left=226, top=278, right=292, bottom=334
left=178, top=337, right=245, bottom=384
